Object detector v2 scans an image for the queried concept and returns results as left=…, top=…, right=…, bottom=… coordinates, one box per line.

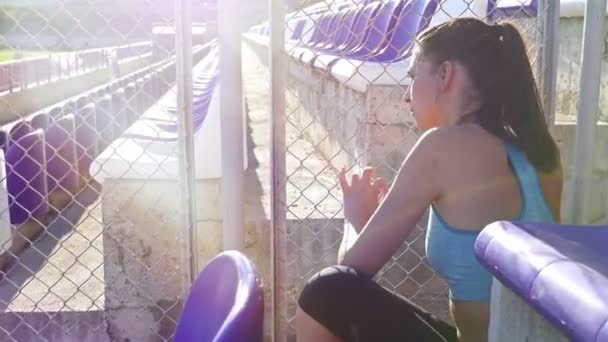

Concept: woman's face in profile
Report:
left=404, top=50, right=443, bottom=131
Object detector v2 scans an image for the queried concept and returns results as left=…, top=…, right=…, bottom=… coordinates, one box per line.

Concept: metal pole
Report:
left=219, top=0, right=245, bottom=250
left=538, top=0, right=560, bottom=131
left=175, top=0, right=198, bottom=283
left=568, top=0, right=606, bottom=224
left=270, top=0, right=287, bottom=340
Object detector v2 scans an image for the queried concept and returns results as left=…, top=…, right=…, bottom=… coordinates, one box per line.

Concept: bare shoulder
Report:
left=415, top=125, right=505, bottom=164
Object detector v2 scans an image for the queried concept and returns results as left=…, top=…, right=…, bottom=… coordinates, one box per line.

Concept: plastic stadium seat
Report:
left=174, top=250, right=264, bottom=342
left=45, top=114, right=79, bottom=200
left=6, top=130, right=49, bottom=224
left=74, top=103, right=98, bottom=174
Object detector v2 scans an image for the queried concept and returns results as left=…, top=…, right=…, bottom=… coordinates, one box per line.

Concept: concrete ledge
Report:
left=489, top=281, right=569, bottom=342
left=0, top=311, right=108, bottom=342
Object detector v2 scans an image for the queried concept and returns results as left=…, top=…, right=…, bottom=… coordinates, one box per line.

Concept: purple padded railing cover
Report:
left=6, top=130, right=49, bottom=224
left=475, top=221, right=608, bottom=342
left=174, top=250, right=264, bottom=342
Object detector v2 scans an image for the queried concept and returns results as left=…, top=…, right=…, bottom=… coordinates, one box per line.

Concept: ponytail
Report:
left=418, top=18, right=560, bottom=172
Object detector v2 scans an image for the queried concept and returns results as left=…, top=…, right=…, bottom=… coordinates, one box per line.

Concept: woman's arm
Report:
left=337, top=221, right=358, bottom=264
left=339, top=129, right=443, bottom=277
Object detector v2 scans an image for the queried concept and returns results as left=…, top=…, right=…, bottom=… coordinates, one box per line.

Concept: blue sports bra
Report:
left=425, top=143, right=556, bottom=301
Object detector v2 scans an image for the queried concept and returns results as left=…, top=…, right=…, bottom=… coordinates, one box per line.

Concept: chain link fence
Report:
left=0, top=0, right=560, bottom=340
left=247, top=0, right=553, bottom=340
left=0, top=0, right=219, bottom=340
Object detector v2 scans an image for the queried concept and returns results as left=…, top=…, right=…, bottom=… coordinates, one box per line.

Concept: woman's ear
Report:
left=436, top=61, right=454, bottom=92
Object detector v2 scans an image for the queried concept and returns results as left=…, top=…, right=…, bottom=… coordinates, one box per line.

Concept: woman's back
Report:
left=432, top=124, right=561, bottom=232
left=427, top=124, right=562, bottom=341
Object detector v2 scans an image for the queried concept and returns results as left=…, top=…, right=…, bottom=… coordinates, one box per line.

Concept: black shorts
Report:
left=298, top=265, right=458, bottom=342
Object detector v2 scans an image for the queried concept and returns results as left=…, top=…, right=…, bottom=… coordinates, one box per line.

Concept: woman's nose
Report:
left=403, top=91, right=411, bottom=104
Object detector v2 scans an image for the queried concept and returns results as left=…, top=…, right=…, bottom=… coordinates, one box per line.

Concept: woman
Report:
left=296, top=18, right=563, bottom=342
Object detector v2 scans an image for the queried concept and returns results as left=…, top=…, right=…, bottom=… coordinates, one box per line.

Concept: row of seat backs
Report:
left=252, top=0, right=536, bottom=62
left=0, top=57, right=176, bottom=225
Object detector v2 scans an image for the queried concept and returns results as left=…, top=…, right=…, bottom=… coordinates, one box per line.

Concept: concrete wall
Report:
left=101, top=178, right=222, bottom=341
left=556, top=17, right=608, bottom=122
left=488, top=281, right=570, bottom=342
left=554, top=123, right=608, bottom=224
left=0, top=54, right=153, bottom=123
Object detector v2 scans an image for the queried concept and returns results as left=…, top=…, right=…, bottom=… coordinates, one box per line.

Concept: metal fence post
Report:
left=175, top=0, right=198, bottom=283
left=568, top=0, right=607, bottom=224
left=219, top=0, right=245, bottom=251
left=270, top=0, right=287, bottom=340
left=538, top=0, right=560, bottom=131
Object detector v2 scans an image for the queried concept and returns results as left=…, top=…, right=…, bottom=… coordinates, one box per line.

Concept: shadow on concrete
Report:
left=0, top=182, right=101, bottom=310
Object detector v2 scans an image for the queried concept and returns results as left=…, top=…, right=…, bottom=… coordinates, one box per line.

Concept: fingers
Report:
left=338, top=168, right=350, bottom=194
left=339, top=166, right=380, bottom=194
left=373, top=178, right=389, bottom=200
left=361, top=167, right=374, bottom=183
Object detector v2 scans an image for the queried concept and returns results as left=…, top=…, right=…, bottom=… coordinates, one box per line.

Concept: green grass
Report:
left=0, top=50, right=52, bottom=62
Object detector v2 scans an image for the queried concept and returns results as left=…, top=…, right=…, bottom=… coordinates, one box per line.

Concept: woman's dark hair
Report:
left=416, top=18, right=560, bottom=173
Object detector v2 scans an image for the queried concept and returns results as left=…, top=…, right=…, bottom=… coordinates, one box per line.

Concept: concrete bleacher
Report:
left=0, top=42, right=156, bottom=124
left=0, top=42, right=217, bottom=340
left=79, top=41, right=247, bottom=340
left=246, top=0, right=608, bottom=340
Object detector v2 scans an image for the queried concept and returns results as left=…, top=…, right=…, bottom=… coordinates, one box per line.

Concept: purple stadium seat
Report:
left=152, top=74, right=163, bottom=99
left=487, top=0, right=537, bottom=20
left=8, top=120, right=34, bottom=149
left=288, top=18, right=307, bottom=40
left=6, top=130, right=49, bottom=224
left=313, top=12, right=345, bottom=48
left=124, top=83, right=138, bottom=123
left=64, top=99, right=77, bottom=115
left=343, top=0, right=403, bottom=59
left=475, top=221, right=608, bottom=341
left=29, top=112, right=50, bottom=130
left=76, top=95, right=89, bottom=110
left=318, top=7, right=359, bottom=51
left=94, top=89, right=105, bottom=101
left=95, top=95, right=114, bottom=150
left=111, top=88, right=128, bottom=138
left=74, top=103, right=98, bottom=173
left=135, top=78, right=146, bottom=114
left=143, top=75, right=154, bottom=108
left=307, top=14, right=333, bottom=46
left=364, top=0, right=438, bottom=62
left=338, top=2, right=382, bottom=52
left=174, top=250, right=264, bottom=342
left=49, top=107, right=64, bottom=120
left=0, top=130, right=6, bottom=152
left=45, top=114, right=78, bottom=197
